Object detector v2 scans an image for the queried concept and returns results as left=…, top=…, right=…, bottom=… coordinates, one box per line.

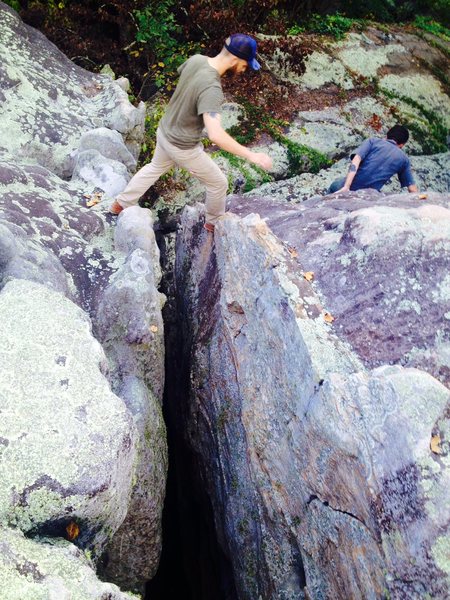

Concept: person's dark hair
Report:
left=387, top=125, right=409, bottom=145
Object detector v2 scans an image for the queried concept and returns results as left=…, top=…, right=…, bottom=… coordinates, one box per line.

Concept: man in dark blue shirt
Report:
left=328, top=125, right=418, bottom=194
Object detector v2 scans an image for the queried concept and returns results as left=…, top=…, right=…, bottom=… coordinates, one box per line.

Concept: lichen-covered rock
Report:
left=285, top=120, right=361, bottom=159
left=0, top=160, right=114, bottom=311
left=96, top=207, right=168, bottom=592
left=0, top=5, right=168, bottom=591
left=257, top=28, right=449, bottom=157
left=76, top=128, right=138, bottom=170
left=0, top=279, right=137, bottom=554
left=71, top=149, right=131, bottom=197
left=230, top=191, right=450, bottom=387
left=246, top=152, right=450, bottom=202
left=173, top=205, right=450, bottom=599
left=0, top=1, right=144, bottom=178
left=0, top=527, right=138, bottom=600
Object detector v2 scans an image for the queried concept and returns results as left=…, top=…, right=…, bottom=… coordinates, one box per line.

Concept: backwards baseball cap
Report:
left=225, top=34, right=260, bottom=71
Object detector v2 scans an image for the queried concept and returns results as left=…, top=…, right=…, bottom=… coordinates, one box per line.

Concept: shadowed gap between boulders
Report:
left=145, top=231, right=238, bottom=600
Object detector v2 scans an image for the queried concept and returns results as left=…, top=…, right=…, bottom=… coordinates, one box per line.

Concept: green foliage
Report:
left=414, top=15, right=450, bottom=40
left=216, top=151, right=273, bottom=193
left=273, top=134, right=332, bottom=176
left=296, top=12, right=356, bottom=40
left=139, top=98, right=166, bottom=167
left=133, top=1, right=198, bottom=90
left=4, top=0, right=21, bottom=11
left=343, top=0, right=450, bottom=24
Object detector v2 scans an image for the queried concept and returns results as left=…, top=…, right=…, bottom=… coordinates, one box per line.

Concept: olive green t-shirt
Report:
left=159, top=55, right=224, bottom=149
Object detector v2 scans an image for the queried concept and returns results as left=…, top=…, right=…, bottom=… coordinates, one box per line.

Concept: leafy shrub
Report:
left=4, top=0, right=21, bottom=11
left=134, top=1, right=199, bottom=90
left=302, top=12, right=355, bottom=39
left=414, top=15, right=450, bottom=39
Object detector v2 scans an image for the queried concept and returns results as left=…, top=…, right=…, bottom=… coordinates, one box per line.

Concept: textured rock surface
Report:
left=0, top=3, right=167, bottom=595
left=229, top=191, right=450, bottom=387
left=173, top=205, right=450, bottom=600
left=246, top=152, right=450, bottom=203
left=0, top=279, right=137, bottom=553
left=0, top=2, right=145, bottom=178
left=97, top=207, right=168, bottom=592
left=0, top=527, right=137, bottom=600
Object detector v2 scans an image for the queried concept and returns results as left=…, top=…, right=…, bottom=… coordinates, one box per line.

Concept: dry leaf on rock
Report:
left=86, top=192, right=103, bottom=208
left=303, top=271, right=314, bottom=282
left=86, top=198, right=100, bottom=207
left=150, top=325, right=158, bottom=333
left=66, top=522, right=80, bottom=540
left=430, top=434, right=443, bottom=454
left=324, top=312, right=335, bottom=323
left=418, top=194, right=428, bottom=200
left=288, top=246, right=298, bottom=259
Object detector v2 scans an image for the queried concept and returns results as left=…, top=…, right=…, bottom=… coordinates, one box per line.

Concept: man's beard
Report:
left=227, top=65, right=244, bottom=78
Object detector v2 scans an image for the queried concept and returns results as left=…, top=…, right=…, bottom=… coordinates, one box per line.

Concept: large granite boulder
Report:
left=172, top=204, right=449, bottom=599
left=96, top=207, right=168, bottom=592
left=0, top=162, right=168, bottom=593
left=0, top=1, right=145, bottom=179
left=0, top=527, right=137, bottom=600
left=229, top=190, right=450, bottom=387
left=0, top=3, right=167, bottom=595
left=0, top=279, right=137, bottom=554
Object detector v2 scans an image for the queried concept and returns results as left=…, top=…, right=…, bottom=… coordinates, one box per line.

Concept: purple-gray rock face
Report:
left=230, top=190, right=450, bottom=387
left=174, top=204, right=449, bottom=600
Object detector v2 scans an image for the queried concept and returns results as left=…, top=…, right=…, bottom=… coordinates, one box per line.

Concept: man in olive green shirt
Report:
left=111, top=34, right=272, bottom=231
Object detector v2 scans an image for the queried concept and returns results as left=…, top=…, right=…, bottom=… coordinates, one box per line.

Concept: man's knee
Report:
left=208, top=170, right=228, bottom=197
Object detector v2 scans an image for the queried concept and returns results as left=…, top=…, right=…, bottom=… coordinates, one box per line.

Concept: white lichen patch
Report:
left=431, top=535, right=450, bottom=579
left=286, top=121, right=360, bottom=157
left=0, top=279, right=137, bottom=541
left=298, top=51, right=354, bottom=90
left=380, top=74, right=450, bottom=127
left=337, top=35, right=406, bottom=79
left=397, top=299, right=422, bottom=314
left=0, top=527, right=138, bottom=600
left=432, top=274, right=450, bottom=303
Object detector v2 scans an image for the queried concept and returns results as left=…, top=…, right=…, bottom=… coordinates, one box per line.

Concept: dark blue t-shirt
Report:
left=350, top=138, right=415, bottom=191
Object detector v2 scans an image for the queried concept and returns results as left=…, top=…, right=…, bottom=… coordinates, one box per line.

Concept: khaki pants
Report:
left=116, top=128, right=228, bottom=224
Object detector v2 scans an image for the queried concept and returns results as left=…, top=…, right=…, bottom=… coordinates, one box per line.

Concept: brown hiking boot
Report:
left=204, top=222, right=215, bottom=233
left=110, top=199, right=124, bottom=215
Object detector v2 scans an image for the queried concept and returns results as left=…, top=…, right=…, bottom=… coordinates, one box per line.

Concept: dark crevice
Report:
left=145, top=231, right=238, bottom=600
left=307, top=493, right=377, bottom=541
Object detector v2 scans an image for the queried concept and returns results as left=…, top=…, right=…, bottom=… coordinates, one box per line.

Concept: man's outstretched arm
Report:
left=337, top=155, right=362, bottom=192
left=204, top=112, right=272, bottom=170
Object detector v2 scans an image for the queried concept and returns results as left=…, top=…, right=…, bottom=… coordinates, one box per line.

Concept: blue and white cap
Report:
left=225, top=34, right=261, bottom=71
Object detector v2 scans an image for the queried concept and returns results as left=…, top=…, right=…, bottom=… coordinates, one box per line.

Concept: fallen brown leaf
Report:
left=288, top=246, right=298, bottom=259
left=430, top=434, right=443, bottom=454
left=150, top=325, right=158, bottom=333
left=86, top=198, right=100, bottom=207
left=324, top=312, right=335, bottom=323
left=418, top=194, right=428, bottom=200
left=66, top=522, right=80, bottom=540
left=303, top=271, right=314, bottom=282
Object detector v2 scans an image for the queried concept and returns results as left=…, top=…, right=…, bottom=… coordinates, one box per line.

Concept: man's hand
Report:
left=248, top=151, right=273, bottom=170
left=204, top=112, right=272, bottom=169
left=336, top=185, right=350, bottom=193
